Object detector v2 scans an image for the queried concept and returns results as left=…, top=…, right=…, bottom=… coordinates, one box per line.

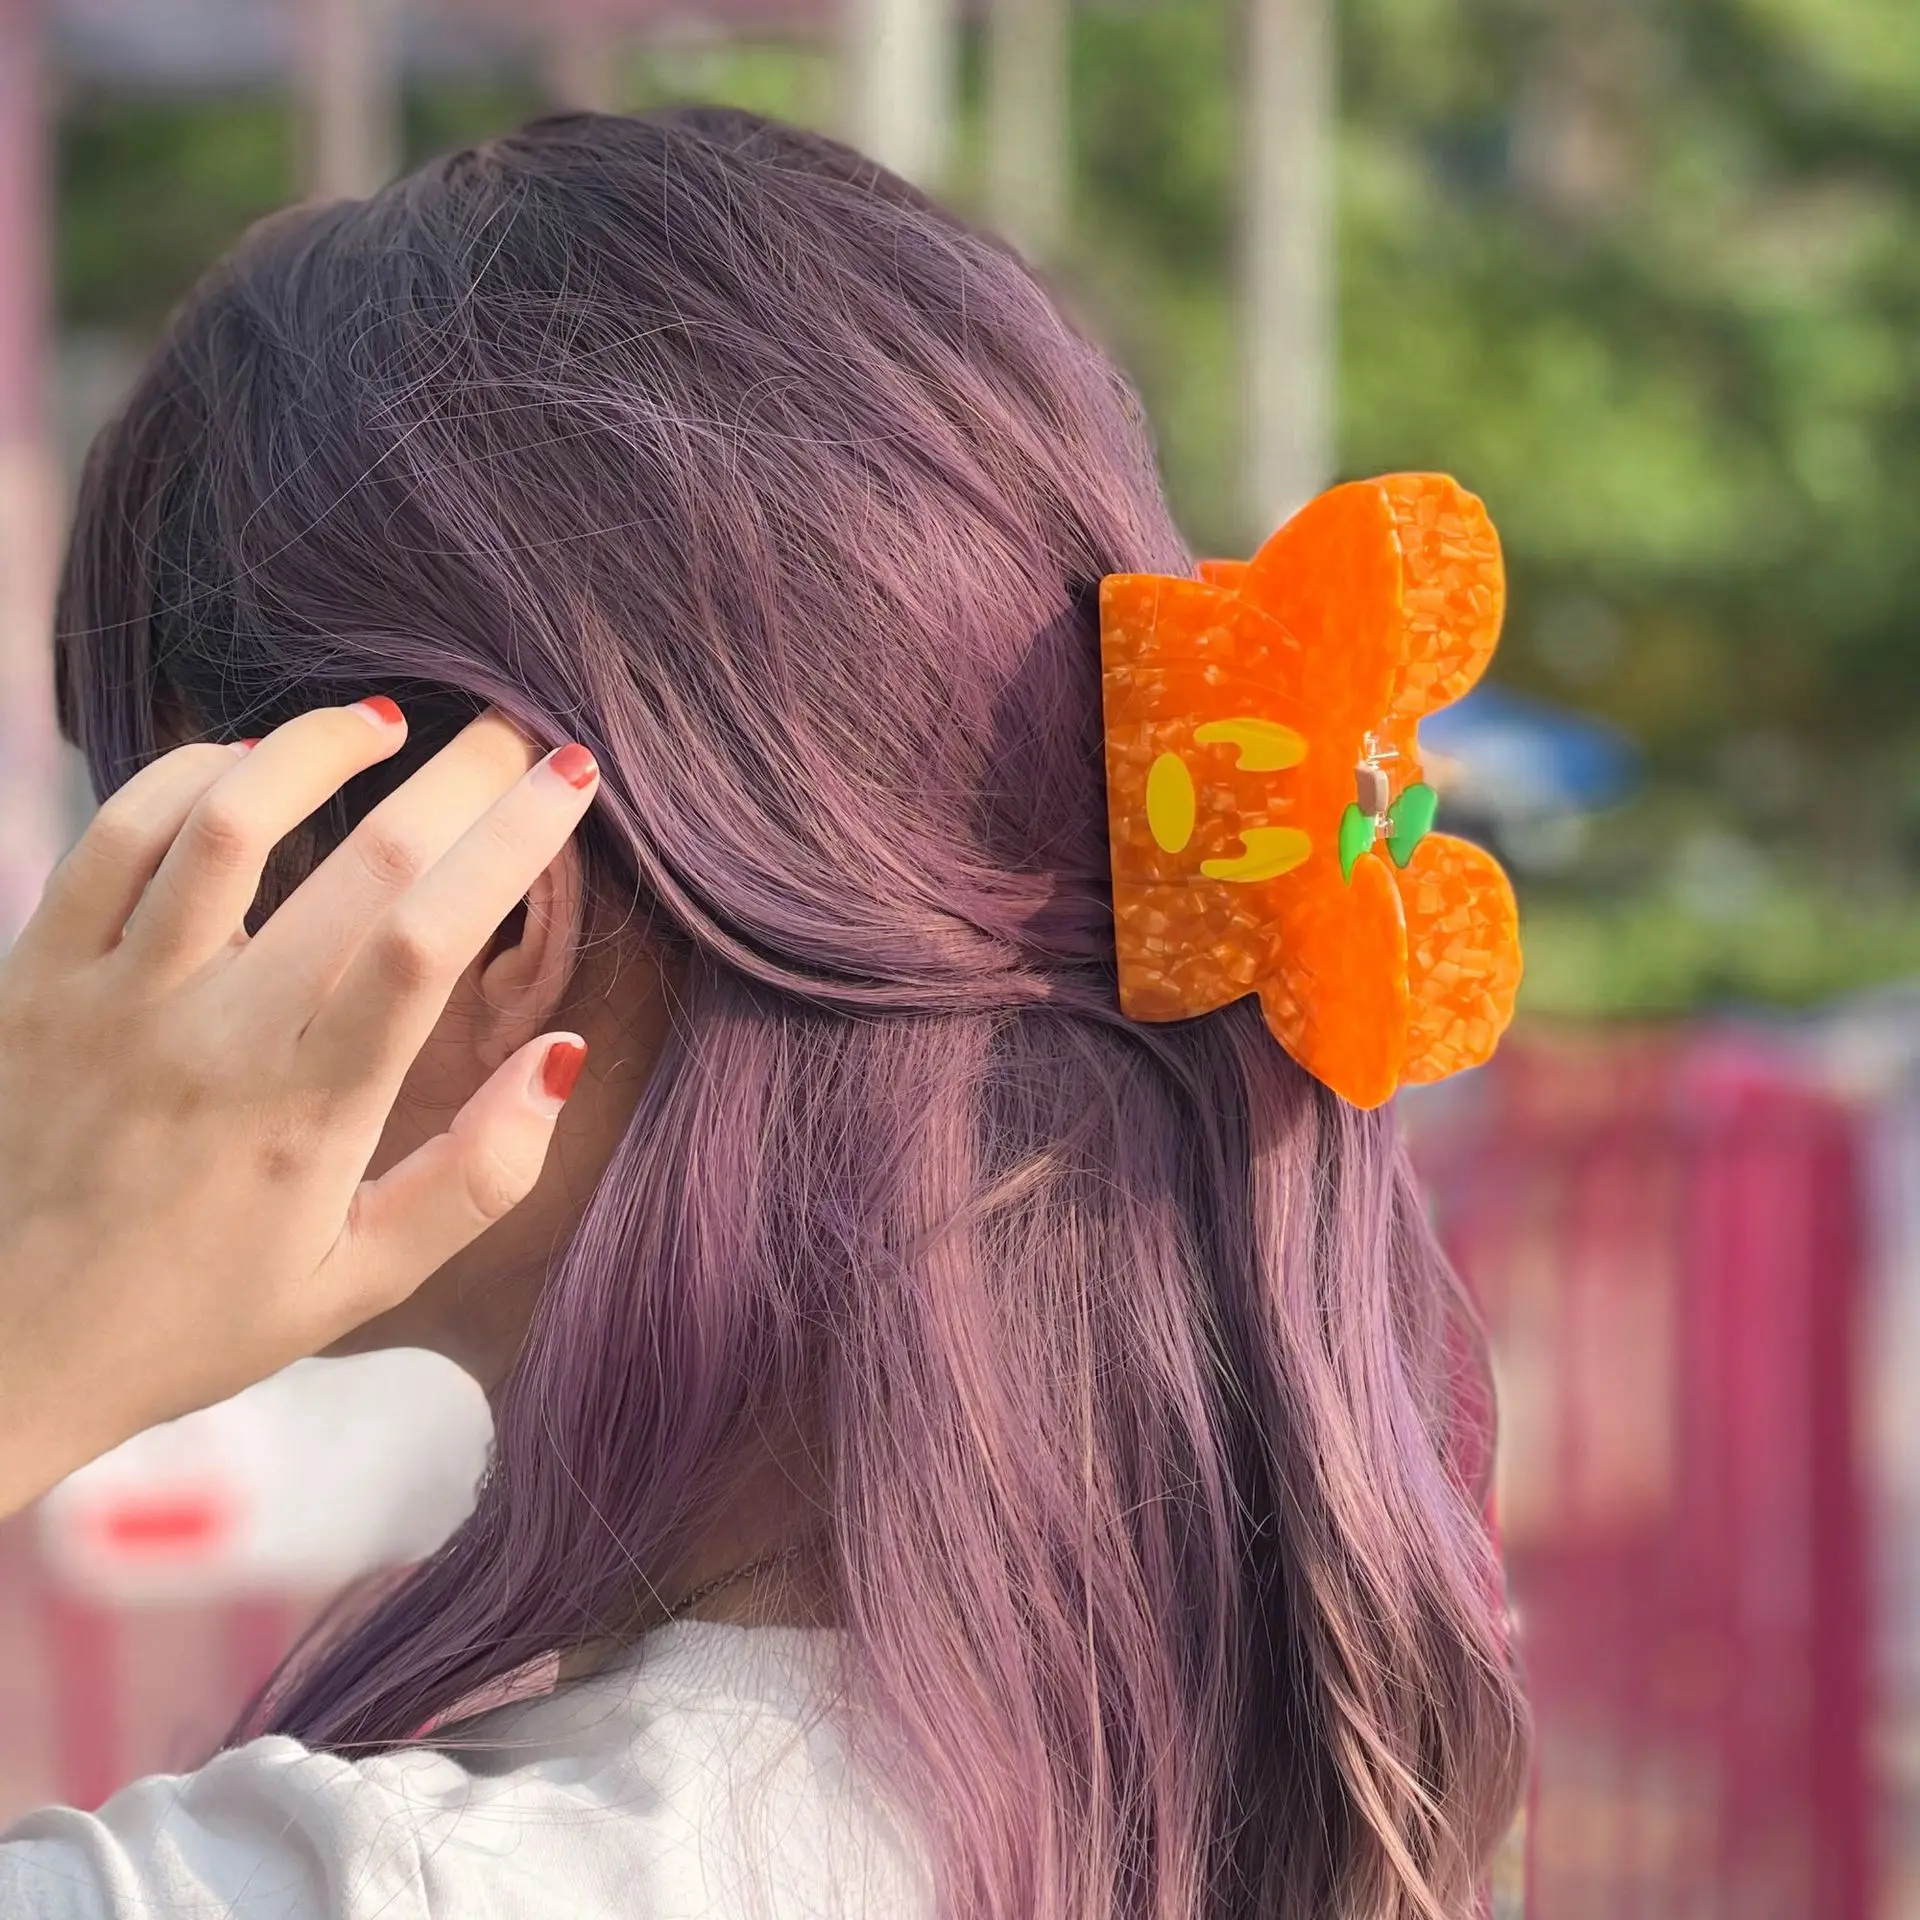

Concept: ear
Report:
left=467, top=841, right=586, bottom=1072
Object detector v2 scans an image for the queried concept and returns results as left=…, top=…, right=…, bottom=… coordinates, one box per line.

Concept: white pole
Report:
left=543, top=0, right=620, bottom=114
left=1242, top=0, right=1334, bottom=537
left=984, top=0, right=1069, bottom=261
left=299, top=0, right=403, bottom=200
left=843, top=0, right=957, bottom=190
left=0, top=0, right=66, bottom=947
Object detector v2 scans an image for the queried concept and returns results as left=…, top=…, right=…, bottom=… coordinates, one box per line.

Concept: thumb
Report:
left=318, top=1033, right=588, bottom=1328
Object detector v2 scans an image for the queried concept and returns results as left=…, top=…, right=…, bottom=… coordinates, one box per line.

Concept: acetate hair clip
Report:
left=1098, top=472, right=1523, bottom=1109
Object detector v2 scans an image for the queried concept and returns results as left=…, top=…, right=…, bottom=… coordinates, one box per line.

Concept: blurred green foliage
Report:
left=50, top=0, right=1920, bottom=1015
left=1061, top=0, right=1920, bottom=1014
left=58, top=92, right=297, bottom=331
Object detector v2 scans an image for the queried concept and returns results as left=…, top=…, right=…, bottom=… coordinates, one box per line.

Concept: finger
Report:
left=12, top=742, right=252, bottom=968
left=245, top=711, right=536, bottom=1019
left=316, top=1033, right=588, bottom=1328
left=120, top=699, right=409, bottom=973
left=300, top=742, right=601, bottom=1082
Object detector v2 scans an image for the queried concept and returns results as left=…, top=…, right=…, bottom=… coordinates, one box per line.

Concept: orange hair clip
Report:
left=1099, top=472, right=1523, bottom=1109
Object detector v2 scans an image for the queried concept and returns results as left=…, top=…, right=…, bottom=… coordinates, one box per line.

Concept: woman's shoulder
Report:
left=0, top=1735, right=448, bottom=1920
left=0, top=1622, right=934, bottom=1920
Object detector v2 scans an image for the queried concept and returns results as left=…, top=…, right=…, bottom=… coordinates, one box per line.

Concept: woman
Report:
left=0, top=107, right=1527, bottom=1918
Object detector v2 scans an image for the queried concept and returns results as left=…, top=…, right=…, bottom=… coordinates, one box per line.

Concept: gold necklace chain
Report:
left=664, top=1538, right=815, bottom=1622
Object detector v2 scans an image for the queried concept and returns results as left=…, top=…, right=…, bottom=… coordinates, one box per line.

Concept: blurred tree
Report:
left=57, top=93, right=297, bottom=335
left=1076, top=0, right=1920, bottom=760
left=1066, top=0, right=1920, bottom=1010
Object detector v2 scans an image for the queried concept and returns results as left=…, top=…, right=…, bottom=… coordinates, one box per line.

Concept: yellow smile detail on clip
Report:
left=1199, top=826, right=1314, bottom=884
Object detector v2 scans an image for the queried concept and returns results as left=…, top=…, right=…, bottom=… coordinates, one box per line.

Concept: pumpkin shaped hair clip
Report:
left=1099, top=472, right=1522, bottom=1109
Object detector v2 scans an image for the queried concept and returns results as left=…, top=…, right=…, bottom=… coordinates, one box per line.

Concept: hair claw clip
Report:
left=1098, top=472, right=1523, bottom=1109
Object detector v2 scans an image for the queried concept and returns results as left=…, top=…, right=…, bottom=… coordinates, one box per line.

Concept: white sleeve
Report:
left=0, top=1688, right=936, bottom=1919
left=0, top=1737, right=452, bottom=1920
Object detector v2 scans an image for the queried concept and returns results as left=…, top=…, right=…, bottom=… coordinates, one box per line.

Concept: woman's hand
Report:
left=0, top=699, right=601, bottom=1518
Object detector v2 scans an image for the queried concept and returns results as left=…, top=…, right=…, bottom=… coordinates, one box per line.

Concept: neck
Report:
left=661, top=1430, right=840, bottom=1625
left=556, top=1421, right=840, bottom=1680
left=671, top=1535, right=840, bottom=1628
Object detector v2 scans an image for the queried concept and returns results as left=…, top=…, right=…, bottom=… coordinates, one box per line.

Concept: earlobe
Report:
left=471, top=846, right=585, bottom=1071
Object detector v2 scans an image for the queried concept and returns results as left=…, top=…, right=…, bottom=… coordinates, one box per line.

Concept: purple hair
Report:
left=53, top=108, right=1527, bottom=1919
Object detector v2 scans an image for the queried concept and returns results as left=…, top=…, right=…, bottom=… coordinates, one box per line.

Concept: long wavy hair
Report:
left=53, top=106, right=1528, bottom=1920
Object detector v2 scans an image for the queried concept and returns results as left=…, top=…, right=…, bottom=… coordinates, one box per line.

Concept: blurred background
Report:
left=0, top=0, right=1915, bottom=1913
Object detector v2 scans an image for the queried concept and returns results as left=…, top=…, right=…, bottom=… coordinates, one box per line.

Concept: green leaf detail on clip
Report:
left=1338, top=803, right=1375, bottom=882
left=1387, top=783, right=1439, bottom=867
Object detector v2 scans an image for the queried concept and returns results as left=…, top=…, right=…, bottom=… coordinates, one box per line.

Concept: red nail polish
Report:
left=237, top=738, right=262, bottom=751
left=546, top=743, right=599, bottom=790
left=540, top=1039, right=588, bottom=1104
left=353, top=695, right=405, bottom=729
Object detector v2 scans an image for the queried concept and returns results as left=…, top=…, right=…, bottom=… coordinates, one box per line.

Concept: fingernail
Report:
left=542, top=743, right=599, bottom=791
left=536, top=1038, right=588, bottom=1108
left=351, top=695, right=405, bottom=730
left=233, top=738, right=261, bottom=755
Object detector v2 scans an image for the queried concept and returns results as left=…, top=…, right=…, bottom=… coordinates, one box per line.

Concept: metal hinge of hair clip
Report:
left=1339, top=732, right=1438, bottom=881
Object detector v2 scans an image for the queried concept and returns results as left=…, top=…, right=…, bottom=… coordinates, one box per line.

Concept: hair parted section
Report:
left=56, top=105, right=1528, bottom=1920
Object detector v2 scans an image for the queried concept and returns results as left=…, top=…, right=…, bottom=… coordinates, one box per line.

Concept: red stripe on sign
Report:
left=92, top=1494, right=232, bottom=1554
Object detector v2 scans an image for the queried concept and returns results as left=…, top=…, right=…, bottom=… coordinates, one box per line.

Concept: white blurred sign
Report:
left=37, top=1350, right=496, bottom=1604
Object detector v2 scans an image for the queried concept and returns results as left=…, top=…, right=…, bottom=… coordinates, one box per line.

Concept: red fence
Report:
left=1408, top=1027, right=1875, bottom=1918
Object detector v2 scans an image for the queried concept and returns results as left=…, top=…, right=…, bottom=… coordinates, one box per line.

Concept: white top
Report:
left=0, top=1622, right=937, bottom=1919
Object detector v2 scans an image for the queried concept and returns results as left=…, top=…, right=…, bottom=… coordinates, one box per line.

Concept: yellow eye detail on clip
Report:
left=1192, top=717, right=1308, bottom=771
